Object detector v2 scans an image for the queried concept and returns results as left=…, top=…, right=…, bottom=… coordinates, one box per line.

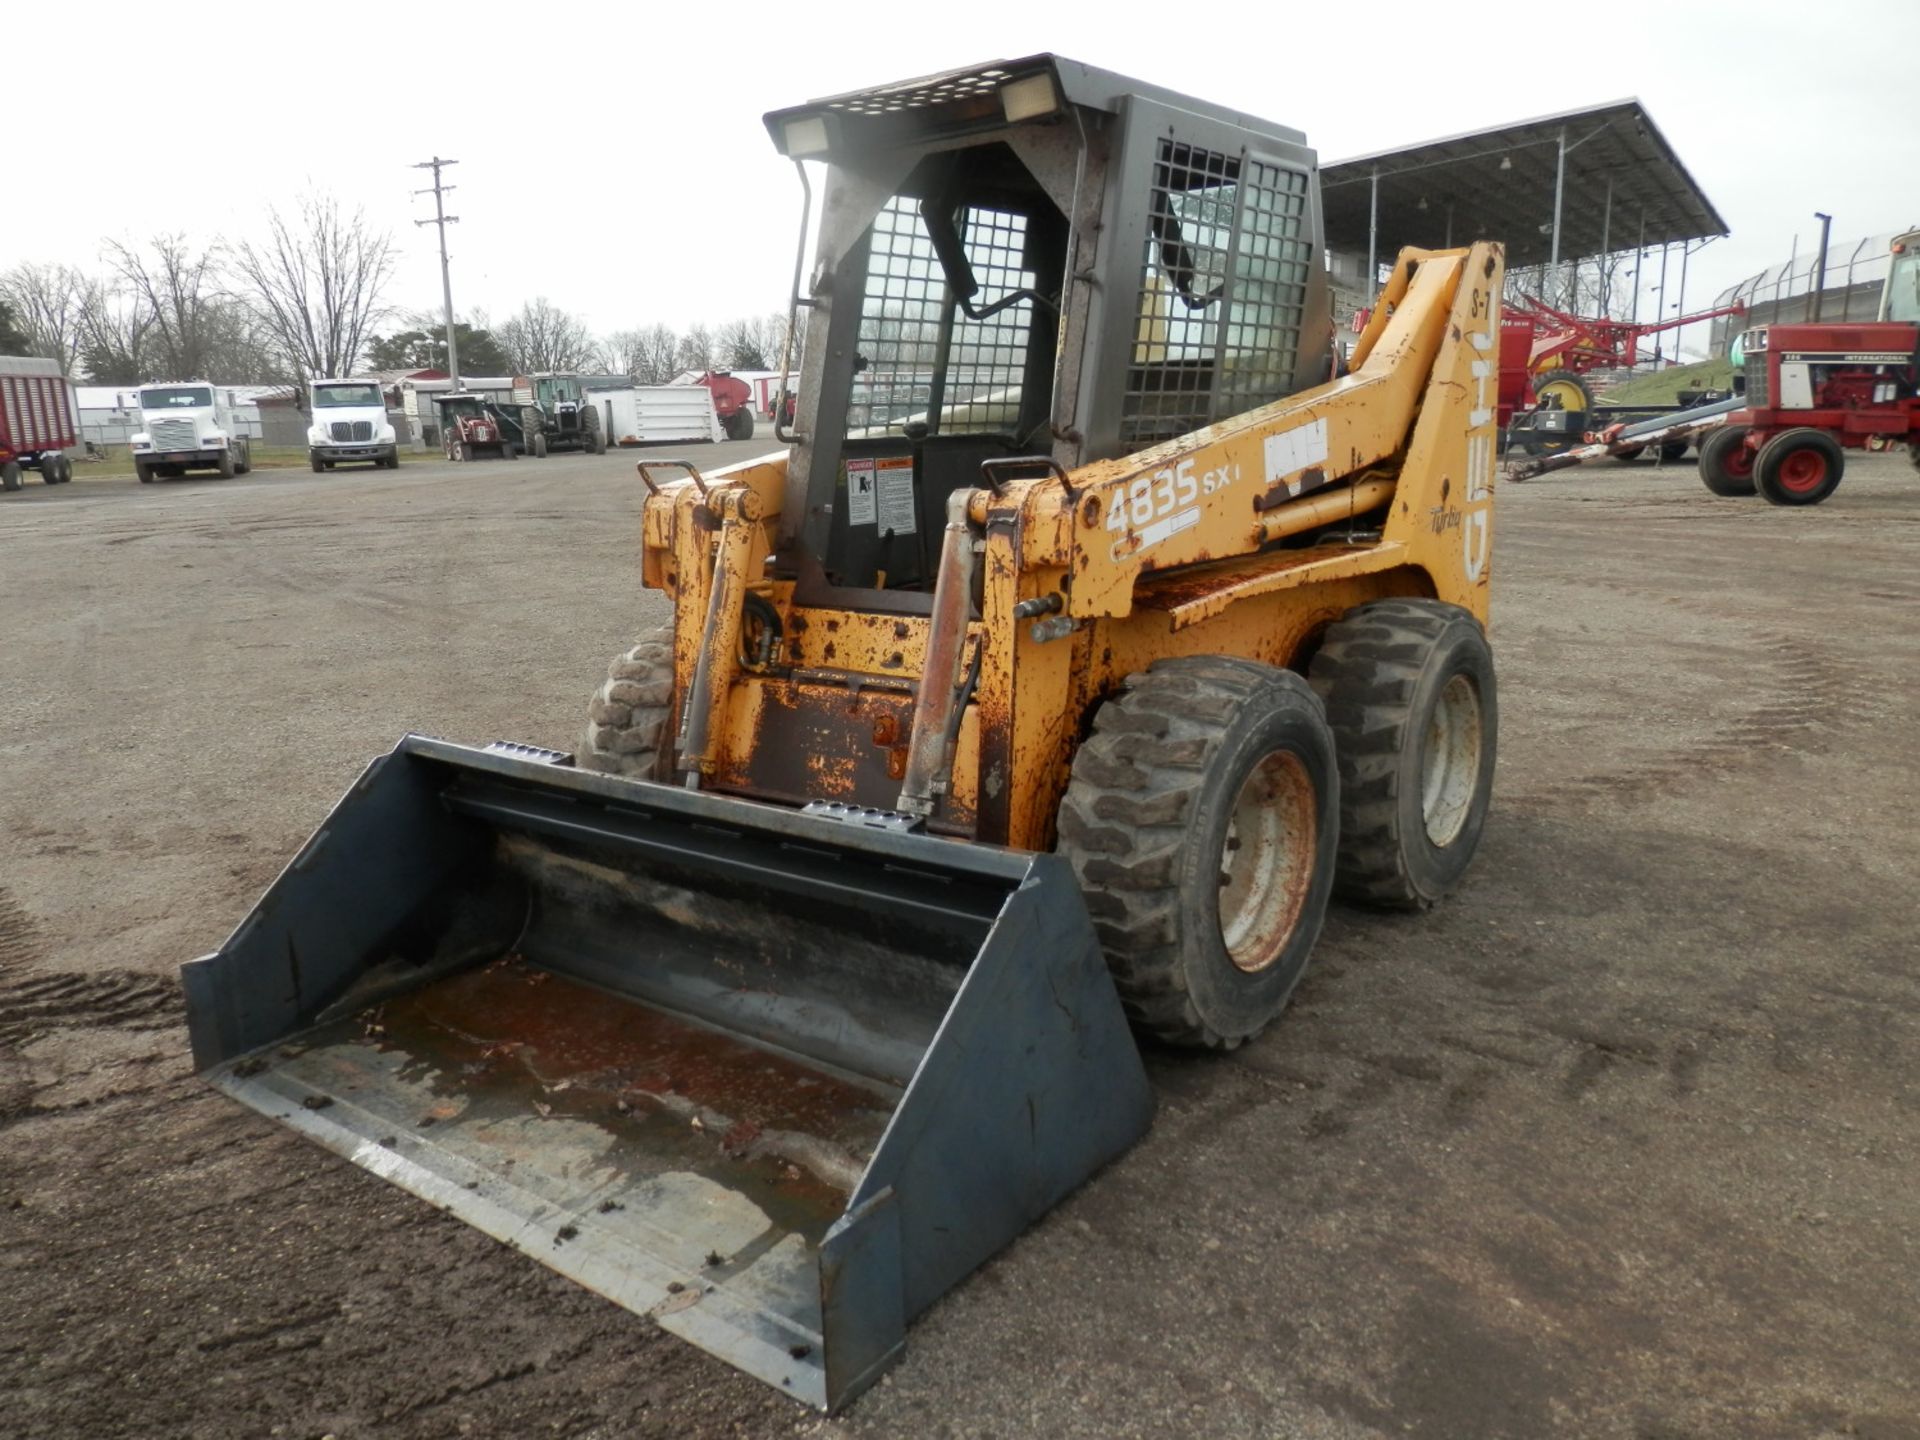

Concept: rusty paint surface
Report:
left=635, top=243, right=1504, bottom=862
left=709, top=680, right=979, bottom=832
left=364, top=955, right=895, bottom=1233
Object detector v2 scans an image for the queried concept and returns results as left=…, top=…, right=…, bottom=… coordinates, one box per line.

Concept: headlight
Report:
left=204, top=433, right=224, bottom=446
left=378, top=424, right=396, bottom=443
left=308, top=428, right=325, bottom=444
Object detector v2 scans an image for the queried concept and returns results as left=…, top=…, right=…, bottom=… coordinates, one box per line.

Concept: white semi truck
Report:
left=129, top=383, right=254, bottom=483
left=306, top=378, right=399, bottom=472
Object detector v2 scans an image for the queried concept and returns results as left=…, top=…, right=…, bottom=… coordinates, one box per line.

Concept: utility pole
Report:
left=412, top=156, right=461, bottom=386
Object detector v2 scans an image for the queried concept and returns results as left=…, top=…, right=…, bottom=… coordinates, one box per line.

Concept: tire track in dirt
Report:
left=0, top=969, right=181, bottom=1046
left=1510, top=594, right=1866, bottom=809
left=0, top=886, right=39, bottom=973
left=0, top=890, right=181, bottom=1050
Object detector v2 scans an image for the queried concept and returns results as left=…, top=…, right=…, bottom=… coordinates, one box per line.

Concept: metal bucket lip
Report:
left=203, top=1052, right=837, bottom=1409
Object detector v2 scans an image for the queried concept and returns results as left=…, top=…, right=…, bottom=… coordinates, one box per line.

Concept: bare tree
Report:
left=716, top=313, right=790, bottom=370
left=676, top=322, right=714, bottom=374
left=0, top=262, right=87, bottom=375
left=76, top=278, right=155, bottom=384
left=105, top=234, right=229, bottom=380
left=602, top=329, right=648, bottom=380
left=498, top=297, right=599, bottom=373
left=234, top=196, right=397, bottom=382
left=595, top=323, right=683, bottom=384
left=201, top=299, right=284, bottom=383
left=636, top=324, right=681, bottom=384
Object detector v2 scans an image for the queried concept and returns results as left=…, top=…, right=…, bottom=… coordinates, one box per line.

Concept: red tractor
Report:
left=1699, top=229, right=1920, bottom=505
left=432, top=393, right=520, bottom=462
left=694, top=370, right=757, bottom=440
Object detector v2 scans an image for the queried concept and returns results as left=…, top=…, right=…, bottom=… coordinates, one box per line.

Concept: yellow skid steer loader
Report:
left=184, top=55, right=1504, bottom=1412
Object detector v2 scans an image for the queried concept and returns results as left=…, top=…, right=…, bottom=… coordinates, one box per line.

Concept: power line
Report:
left=412, top=156, right=461, bottom=386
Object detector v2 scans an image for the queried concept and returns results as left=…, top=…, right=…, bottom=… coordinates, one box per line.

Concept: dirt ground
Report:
left=2, top=443, right=1916, bottom=1439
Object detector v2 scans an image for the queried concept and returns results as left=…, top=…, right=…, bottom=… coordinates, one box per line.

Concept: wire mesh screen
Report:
left=849, top=199, right=942, bottom=438
left=1122, top=142, right=1312, bottom=451
left=1215, top=159, right=1312, bottom=420
left=849, top=198, right=1035, bottom=438
left=1124, top=143, right=1237, bottom=449
left=941, top=207, right=1032, bottom=431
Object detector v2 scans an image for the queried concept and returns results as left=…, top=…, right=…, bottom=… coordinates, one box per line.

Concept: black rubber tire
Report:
left=1659, top=439, right=1690, bottom=464
left=729, top=409, right=755, bottom=441
left=310, top=452, right=325, bottom=474
left=532, top=433, right=548, bottom=460
left=579, top=626, right=678, bottom=780
left=1616, top=446, right=1646, bottom=463
left=1755, top=427, right=1844, bottom=507
left=216, top=447, right=236, bottom=479
left=1055, top=656, right=1339, bottom=1051
left=1, top=460, right=21, bottom=492
left=1309, top=599, right=1497, bottom=911
left=235, top=441, right=252, bottom=475
left=1908, top=442, right=1920, bottom=472
left=134, top=461, right=154, bottom=484
left=1698, top=424, right=1757, bottom=497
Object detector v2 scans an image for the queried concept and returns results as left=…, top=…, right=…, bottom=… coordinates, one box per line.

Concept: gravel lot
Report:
left=2, top=443, right=1916, bottom=1439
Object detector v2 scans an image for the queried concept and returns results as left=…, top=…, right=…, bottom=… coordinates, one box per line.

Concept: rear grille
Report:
left=1744, top=356, right=1769, bottom=407
left=330, top=420, right=373, bottom=442
left=150, top=418, right=196, bottom=449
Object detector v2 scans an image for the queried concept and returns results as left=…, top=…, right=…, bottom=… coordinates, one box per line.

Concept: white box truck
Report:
left=129, top=383, right=253, bottom=482
left=306, top=378, right=399, bottom=472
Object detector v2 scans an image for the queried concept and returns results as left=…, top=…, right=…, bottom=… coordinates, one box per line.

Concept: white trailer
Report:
left=589, top=386, right=724, bottom=445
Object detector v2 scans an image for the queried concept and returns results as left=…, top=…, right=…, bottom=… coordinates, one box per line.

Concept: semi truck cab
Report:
left=129, top=384, right=253, bottom=482
left=307, top=379, right=399, bottom=471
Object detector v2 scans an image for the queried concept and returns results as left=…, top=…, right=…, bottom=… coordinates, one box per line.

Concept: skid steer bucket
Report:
left=182, top=736, right=1153, bottom=1410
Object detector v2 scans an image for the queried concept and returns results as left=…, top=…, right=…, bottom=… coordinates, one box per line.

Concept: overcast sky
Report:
left=10, top=0, right=1919, bottom=362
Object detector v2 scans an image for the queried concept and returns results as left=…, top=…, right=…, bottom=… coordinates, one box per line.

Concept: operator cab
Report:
left=764, top=55, right=1331, bottom=608
left=1880, top=231, right=1920, bottom=324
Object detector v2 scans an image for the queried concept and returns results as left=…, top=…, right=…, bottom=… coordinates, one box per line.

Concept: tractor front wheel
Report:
left=1, top=460, right=21, bottom=491
left=1698, top=424, right=1757, bottom=497
left=579, top=626, right=678, bottom=780
left=1755, top=428, right=1844, bottom=506
left=1310, top=599, right=1497, bottom=910
left=1056, top=657, right=1338, bottom=1050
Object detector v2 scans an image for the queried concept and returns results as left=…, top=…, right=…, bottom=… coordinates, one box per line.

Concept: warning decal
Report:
left=846, top=459, right=877, bottom=525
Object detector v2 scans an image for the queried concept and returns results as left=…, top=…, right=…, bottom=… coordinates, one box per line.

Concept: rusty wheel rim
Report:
left=1422, top=674, right=1482, bottom=848
left=1218, top=750, right=1318, bottom=973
